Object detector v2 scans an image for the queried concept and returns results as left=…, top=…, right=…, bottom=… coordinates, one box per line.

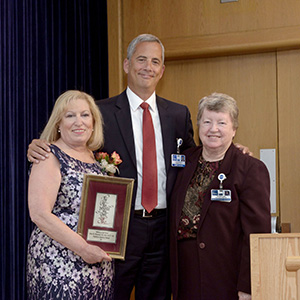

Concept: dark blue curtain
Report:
left=0, top=1, right=108, bottom=298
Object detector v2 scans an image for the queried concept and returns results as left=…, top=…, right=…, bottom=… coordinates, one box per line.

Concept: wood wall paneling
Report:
left=121, top=1, right=300, bottom=62
left=157, top=53, right=278, bottom=159
left=107, top=0, right=300, bottom=235
left=122, top=0, right=300, bottom=39
left=108, top=0, right=300, bottom=96
left=277, top=49, right=300, bottom=233
left=106, top=2, right=300, bottom=299
left=107, top=0, right=124, bottom=96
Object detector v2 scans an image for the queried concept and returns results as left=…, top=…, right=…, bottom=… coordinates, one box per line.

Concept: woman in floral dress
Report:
left=26, top=90, right=114, bottom=299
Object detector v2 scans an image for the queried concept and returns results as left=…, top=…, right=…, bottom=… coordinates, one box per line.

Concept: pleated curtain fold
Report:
left=0, top=1, right=108, bottom=299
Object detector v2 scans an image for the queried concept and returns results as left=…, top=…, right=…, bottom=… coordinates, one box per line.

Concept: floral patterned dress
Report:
left=26, top=144, right=114, bottom=300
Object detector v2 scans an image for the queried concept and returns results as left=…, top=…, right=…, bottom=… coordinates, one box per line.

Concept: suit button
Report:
left=199, top=242, right=205, bottom=249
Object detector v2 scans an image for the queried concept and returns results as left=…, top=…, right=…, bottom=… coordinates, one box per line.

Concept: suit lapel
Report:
left=156, top=96, right=174, bottom=173
left=114, top=92, right=137, bottom=168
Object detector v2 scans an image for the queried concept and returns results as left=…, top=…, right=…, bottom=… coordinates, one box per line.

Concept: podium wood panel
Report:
left=250, top=233, right=300, bottom=300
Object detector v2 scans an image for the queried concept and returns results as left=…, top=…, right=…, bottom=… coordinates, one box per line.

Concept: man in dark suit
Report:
left=99, top=34, right=195, bottom=300
left=27, top=34, right=195, bottom=300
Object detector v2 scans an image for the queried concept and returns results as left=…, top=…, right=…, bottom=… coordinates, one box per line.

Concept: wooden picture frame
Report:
left=78, top=174, right=134, bottom=260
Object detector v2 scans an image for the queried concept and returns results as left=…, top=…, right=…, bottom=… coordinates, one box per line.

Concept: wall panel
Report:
left=122, top=0, right=300, bottom=40
left=107, top=0, right=300, bottom=233
left=277, top=49, right=300, bottom=232
left=108, top=0, right=300, bottom=95
left=157, top=53, right=277, bottom=158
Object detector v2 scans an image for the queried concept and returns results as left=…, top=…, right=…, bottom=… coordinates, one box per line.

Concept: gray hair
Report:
left=127, top=33, right=165, bottom=63
left=197, top=92, right=239, bottom=130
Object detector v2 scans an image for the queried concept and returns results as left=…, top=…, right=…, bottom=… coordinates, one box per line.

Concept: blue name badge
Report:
left=211, top=189, right=232, bottom=202
left=171, top=154, right=186, bottom=167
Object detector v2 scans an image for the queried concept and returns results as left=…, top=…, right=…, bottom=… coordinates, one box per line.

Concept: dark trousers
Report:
left=114, top=213, right=170, bottom=300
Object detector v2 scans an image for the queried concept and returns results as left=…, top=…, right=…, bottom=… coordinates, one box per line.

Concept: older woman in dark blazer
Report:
left=169, top=92, right=271, bottom=300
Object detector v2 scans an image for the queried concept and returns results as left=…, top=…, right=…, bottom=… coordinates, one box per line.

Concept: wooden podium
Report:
left=250, top=233, right=300, bottom=300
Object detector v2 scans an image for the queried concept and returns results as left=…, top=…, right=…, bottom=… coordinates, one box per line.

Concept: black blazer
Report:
left=96, top=90, right=195, bottom=209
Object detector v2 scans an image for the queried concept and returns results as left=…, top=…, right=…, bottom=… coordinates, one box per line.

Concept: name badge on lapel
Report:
left=211, top=173, right=232, bottom=202
left=171, top=138, right=186, bottom=167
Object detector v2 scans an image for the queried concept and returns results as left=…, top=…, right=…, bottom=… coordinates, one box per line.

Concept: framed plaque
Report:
left=78, top=174, right=134, bottom=260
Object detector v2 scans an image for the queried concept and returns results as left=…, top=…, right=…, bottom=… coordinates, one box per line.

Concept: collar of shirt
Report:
left=126, top=87, right=157, bottom=112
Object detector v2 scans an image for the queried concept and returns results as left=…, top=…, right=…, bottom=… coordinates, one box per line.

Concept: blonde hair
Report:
left=40, top=90, right=104, bottom=151
left=197, top=92, right=239, bottom=130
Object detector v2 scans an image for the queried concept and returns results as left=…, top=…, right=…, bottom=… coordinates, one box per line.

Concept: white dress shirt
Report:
left=126, top=87, right=167, bottom=210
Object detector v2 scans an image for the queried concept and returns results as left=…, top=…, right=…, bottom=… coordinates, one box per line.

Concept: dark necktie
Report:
left=140, top=102, right=158, bottom=213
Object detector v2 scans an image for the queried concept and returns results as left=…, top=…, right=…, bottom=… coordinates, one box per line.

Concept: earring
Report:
left=58, top=128, right=61, bottom=133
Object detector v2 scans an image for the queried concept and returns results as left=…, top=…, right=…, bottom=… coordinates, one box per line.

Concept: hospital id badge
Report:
left=211, top=189, right=232, bottom=202
left=171, top=154, right=186, bottom=167
left=171, top=138, right=186, bottom=167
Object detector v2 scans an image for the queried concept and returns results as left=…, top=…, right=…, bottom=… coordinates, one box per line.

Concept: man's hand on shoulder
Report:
left=27, top=139, right=51, bottom=164
left=234, top=143, right=253, bottom=156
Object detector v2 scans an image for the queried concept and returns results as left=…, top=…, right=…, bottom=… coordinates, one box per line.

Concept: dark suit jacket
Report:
left=170, top=143, right=271, bottom=300
left=96, top=90, right=195, bottom=210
